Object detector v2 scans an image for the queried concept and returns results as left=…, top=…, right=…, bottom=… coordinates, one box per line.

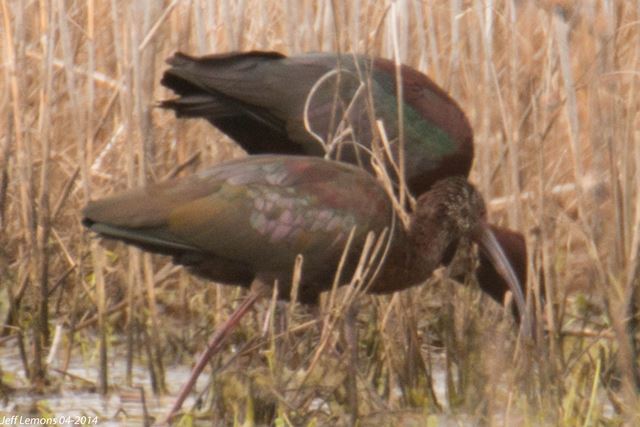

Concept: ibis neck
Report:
left=368, top=219, right=455, bottom=294
left=406, top=221, right=455, bottom=284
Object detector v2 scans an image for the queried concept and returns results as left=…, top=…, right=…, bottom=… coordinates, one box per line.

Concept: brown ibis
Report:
left=82, top=155, right=530, bottom=419
left=160, top=51, right=473, bottom=196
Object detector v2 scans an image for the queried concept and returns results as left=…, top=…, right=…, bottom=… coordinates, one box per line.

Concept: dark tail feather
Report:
left=160, top=50, right=286, bottom=98
left=82, top=219, right=198, bottom=256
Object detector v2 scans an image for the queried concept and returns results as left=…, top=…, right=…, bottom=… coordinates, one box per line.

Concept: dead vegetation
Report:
left=0, top=0, right=639, bottom=425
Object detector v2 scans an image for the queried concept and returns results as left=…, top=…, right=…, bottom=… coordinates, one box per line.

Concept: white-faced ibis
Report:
left=82, top=155, right=529, bottom=419
left=160, top=51, right=473, bottom=196
left=160, top=50, right=529, bottom=316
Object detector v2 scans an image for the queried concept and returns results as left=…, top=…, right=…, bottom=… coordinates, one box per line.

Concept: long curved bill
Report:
left=473, top=222, right=532, bottom=339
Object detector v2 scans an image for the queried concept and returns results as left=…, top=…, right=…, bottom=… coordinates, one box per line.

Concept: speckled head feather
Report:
left=414, top=176, right=486, bottom=238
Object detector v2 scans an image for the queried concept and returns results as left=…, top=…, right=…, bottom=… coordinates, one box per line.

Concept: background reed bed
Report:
left=0, top=0, right=638, bottom=425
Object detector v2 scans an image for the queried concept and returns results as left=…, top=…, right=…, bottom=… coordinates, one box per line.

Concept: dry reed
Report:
left=0, top=0, right=638, bottom=425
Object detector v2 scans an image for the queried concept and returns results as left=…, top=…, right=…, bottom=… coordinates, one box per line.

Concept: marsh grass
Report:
left=0, top=0, right=639, bottom=425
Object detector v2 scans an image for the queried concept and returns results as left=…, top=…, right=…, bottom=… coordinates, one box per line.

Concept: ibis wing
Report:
left=84, top=156, right=392, bottom=274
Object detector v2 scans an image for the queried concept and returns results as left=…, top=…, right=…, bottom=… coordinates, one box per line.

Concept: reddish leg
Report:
left=164, top=280, right=268, bottom=422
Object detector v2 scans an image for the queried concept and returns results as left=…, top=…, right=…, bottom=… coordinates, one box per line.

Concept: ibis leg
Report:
left=164, top=287, right=265, bottom=422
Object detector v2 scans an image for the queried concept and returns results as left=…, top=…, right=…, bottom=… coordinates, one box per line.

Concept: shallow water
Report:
left=1, top=338, right=452, bottom=425
left=0, top=342, right=199, bottom=425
